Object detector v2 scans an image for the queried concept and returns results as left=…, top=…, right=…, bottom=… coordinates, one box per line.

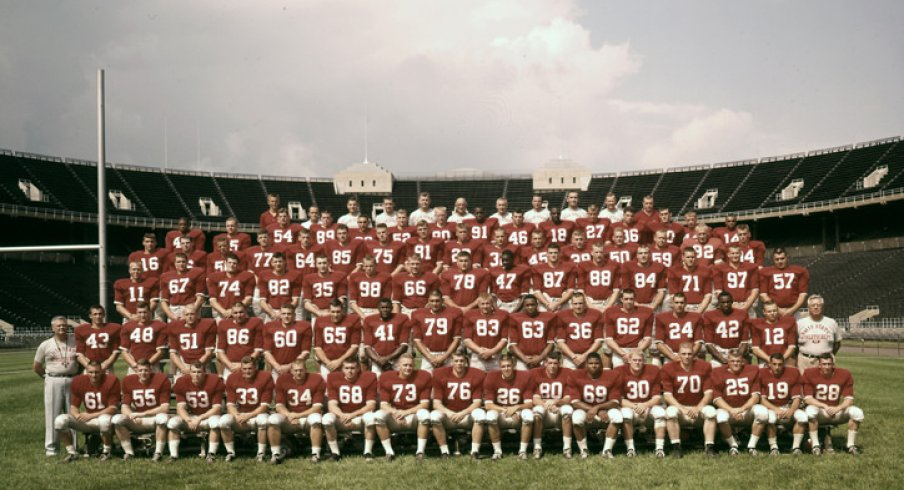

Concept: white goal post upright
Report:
left=97, top=69, right=109, bottom=311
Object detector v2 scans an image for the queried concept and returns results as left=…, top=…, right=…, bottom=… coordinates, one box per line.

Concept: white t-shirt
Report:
left=599, top=208, right=624, bottom=223
left=374, top=212, right=397, bottom=227
left=560, top=207, right=588, bottom=222
left=448, top=212, right=475, bottom=224
left=489, top=212, right=513, bottom=226
left=337, top=213, right=361, bottom=229
left=523, top=208, right=550, bottom=225
left=409, top=208, right=436, bottom=224
left=796, top=315, right=841, bottom=356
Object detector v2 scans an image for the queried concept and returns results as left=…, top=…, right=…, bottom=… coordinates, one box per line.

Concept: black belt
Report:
left=800, top=353, right=824, bottom=359
left=46, top=373, right=74, bottom=378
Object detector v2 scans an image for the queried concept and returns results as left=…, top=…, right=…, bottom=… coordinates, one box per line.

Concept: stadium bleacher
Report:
left=583, top=174, right=616, bottom=204
left=652, top=166, right=709, bottom=215
left=801, top=248, right=904, bottom=318
left=503, top=177, right=534, bottom=211
left=720, top=155, right=802, bottom=212
left=761, top=150, right=850, bottom=208
left=165, top=170, right=233, bottom=222
left=211, top=174, right=265, bottom=224
left=686, top=162, right=754, bottom=214
left=259, top=177, right=314, bottom=220
left=803, top=141, right=896, bottom=203
left=117, top=167, right=193, bottom=219
left=610, top=171, right=662, bottom=209
left=418, top=179, right=506, bottom=213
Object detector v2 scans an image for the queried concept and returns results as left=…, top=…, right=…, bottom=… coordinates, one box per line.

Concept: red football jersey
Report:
left=70, top=373, right=121, bottom=413
left=379, top=370, right=432, bottom=410
left=159, top=268, right=206, bottom=306
left=555, top=308, right=604, bottom=354
left=364, top=240, right=406, bottom=274
left=313, top=314, right=362, bottom=360
left=650, top=244, right=680, bottom=268
left=603, top=306, right=655, bottom=348
left=120, top=320, right=168, bottom=361
left=164, top=229, right=206, bottom=252
left=113, top=277, right=160, bottom=314
left=301, top=272, right=348, bottom=310
left=508, top=311, right=558, bottom=356
left=405, top=237, right=445, bottom=270
left=577, top=260, right=621, bottom=301
left=348, top=271, right=392, bottom=310
left=121, top=372, right=171, bottom=410
left=702, top=309, right=751, bottom=349
left=605, top=243, right=637, bottom=264
left=275, top=372, right=326, bottom=412
left=617, top=364, right=662, bottom=403
left=661, top=360, right=713, bottom=406
left=667, top=263, right=713, bottom=305
left=267, top=223, right=302, bottom=246
left=482, top=243, right=519, bottom=269
left=484, top=370, right=535, bottom=406
left=634, top=209, right=660, bottom=227
left=310, top=224, right=337, bottom=245
left=567, top=369, right=622, bottom=405
left=431, top=366, right=485, bottom=411
left=654, top=311, right=704, bottom=353
left=539, top=220, right=576, bottom=245
left=391, top=271, right=441, bottom=309
left=260, top=210, right=278, bottom=230
left=167, top=318, right=217, bottom=363
left=75, top=323, right=122, bottom=363
left=128, top=248, right=170, bottom=279
left=503, top=223, right=534, bottom=247
left=440, top=268, right=491, bottom=306
left=173, top=374, right=225, bottom=415
left=531, top=261, right=578, bottom=298
left=206, top=250, right=248, bottom=274
left=462, top=309, right=510, bottom=350
left=518, top=246, right=548, bottom=266
left=561, top=244, right=592, bottom=264
left=646, top=221, right=685, bottom=247
left=430, top=222, right=456, bottom=241
left=737, top=240, right=767, bottom=266
left=161, top=250, right=207, bottom=273
left=362, top=313, right=412, bottom=357
left=283, top=243, right=319, bottom=275
left=758, top=367, right=802, bottom=407
left=411, top=307, right=463, bottom=352
left=206, top=271, right=256, bottom=310
left=442, top=239, right=485, bottom=268
left=713, top=262, right=760, bottom=303
left=263, top=320, right=313, bottom=364
left=750, top=317, right=797, bottom=356
left=464, top=218, right=499, bottom=242
left=390, top=225, right=416, bottom=243
left=619, top=261, right=667, bottom=304
left=212, top=232, right=252, bottom=252
left=327, top=370, right=378, bottom=412
left=802, top=367, right=854, bottom=407
left=321, top=239, right=365, bottom=274
left=216, top=317, right=264, bottom=362
left=681, top=237, right=725, bottom=266
left=759, top=265, right=810, bottom=309
left=712, top=226, right=739, bottom=245
left=575, top=217, right=612, bottom=244
left=712, top=364, right=760, bottom=408
left=258, top=270, right=304, bottom=308
left=530, top=366, right=572, bottom=401
left=226, top=371, right=274, bottom=413
left=488, top=265, right=532, bottom=303
left=612, top=222, right=645, bottom=245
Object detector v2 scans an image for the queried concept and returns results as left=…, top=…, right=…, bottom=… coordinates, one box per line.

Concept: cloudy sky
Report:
left=1, top=1, right=901, bottom=177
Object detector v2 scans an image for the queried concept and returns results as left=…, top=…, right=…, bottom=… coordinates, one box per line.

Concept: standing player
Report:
left=620, top=244, right=667, bottom=310
left=667, top=247, right=713, bottom=312
left=561, top=229, right=592, bottom=264
left=302, top=255, right=349, bottom=319
left=532, top=243, right=578, bottom=312
left=167, top=305, right=216, bottom=380
left=611, top=208, right=645, bottom=246
left=165, top=217, right=206, bottom=251
left=159, top=252, right=206, bottom=321
left=488, top=250, right=531, bottom=313
left=441, top=251, right=491, bottom=313
left=257, top=252, right=303, bottom=321
left=463, top=207, right=498, bottom=242
left=164, top=230, right=209, bottom=273
left=712, top=215, right=740, bottom=244
left=645, top=208, right=685, bottom=246
left=411, top=290, right=463, bottom=372
left=207, top=253, right=255, bottom=321
left=462, top=294, right=510, bottom=371
left=796, top=295, right=841, bottom=370
left=119, top=302, right=167, bottom=373
left=213, top=217, right=252, bottom=251
left=113, top=359, right=171, bottom=460
left=429, top=351, right=487, bottom=459
left=259, top=193, right=281, bottom=230
left=661, top=342, right=717, bottom=458
left=54, top=361, right=120, bottom=462
left=618, top=350, right=667, bottom=457
left=503, top=209, right=534, bottom=247
left=604, top=228, right=637, bottom=265
left=578, top=242, right=621, bottom=312
left=751, top=353, right=808, bottom=455
left=713, top=244, right=760, bottom=315
left=374, top=354, right=432, bottom=460
left=524, top=194, right=551, bottom=225
left=483, top=354, right=536, bottom=460
left=575, top=203, right=611, bottom=245
left=216, top=303, right=264, bottom=378
left=113, top=261, right=159, bottom=322
left=321, top=224, right=365, bottom=275
left=34, top=316, right=79, bottom=456
left=129, top=233, right=169, bottom=280
left=654, top=293, right=704, bottom=363
left=392, top=254, right=440, bottom=316
left=284, top=228, right=318, bottom=276
left=519, top=229, right=550, bottom=266
left=568, top=353, right=623, bottom=459
left=348, top=255, right=393, bottom=320
left=390, top=209, right=416, bottom=242
left=735, top=224, right=767, bottom=266
left=540, top=207, right=576, bottom=245
left=703, top=292, right=752, bottom=366
left=267, top=208, right=301, bottom=246
left=508, top=296, right=557, bottom=371
left=603, top=289, right=654, bottom=368
left=482, top=228, right=517, bottom=269
left=560, top=191, right=587, bottom=222
left=650, top=229, right=680, bottom=268
left=750, top=302, right=798, bottom=366
left=759, top=248, right=809, bottom=317
left=167, top=362, right=225, bottom=462
left=406, top=221, right=445, bottom=273
left=711, top=350, right=765, bottom=456
left=803, top=354, right=864, bottom=455
left=262, top=303, right=313, bottom=380
left=361, top=298, right=411, bottom=373
left=366, top=224, right=407, bottom=274
left=442, top=224, right=485, bottom=270
left=529, top=351, right=573, bottom=459
left=556, top=293, right=605, bottom=369
left=74, top=305, right=121, bottom=372
left=267, top=359, right=325, bottom=463
left=682, top=224, right=724, bottom=266
left=313, top=301, right=361, bottom=377
left=207, top=237, right=246, bottom=273
left=220, top=357, right=274, bottom=462
left=323, top=358, right=379, bottom=460
left=635, top=195, right=659, bottom=226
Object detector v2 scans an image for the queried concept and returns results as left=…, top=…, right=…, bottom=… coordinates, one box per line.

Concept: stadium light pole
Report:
left=97, top=69, right=109, bottom=311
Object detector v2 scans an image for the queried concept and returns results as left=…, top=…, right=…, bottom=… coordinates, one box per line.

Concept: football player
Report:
left=619, top=244, right=667, bottom=310
left=617, top=350, right=667, bottom=457
left=113, top=261, right=159, bottom=322
left=267, top=359, right=325, bottom=463
left=556, top=293, right=605, bottom=370
left=410, top=290, right=463, bottom=372
left=165, top=217, right=206, bottom=252
left=750, top=301, right=798, bottom=366
left=113, top=359, right=171, bottom=460
left=603, top=289, right=654, bottom=368
left=257, top=252, right=303, bottom=321
left=392, top=254, right=441, bottom=316
left=752, top=353, right=808, bottom=455
left=488, top=250, right=531, bottom=313
left=568, top=352, right=623, bottom=459
left=119, top=302, right=167, bottom=373
left=74, top=305, right=121, bottom=372
left=167, top=304, right=216, bottom=380
left=55, top=361, right=120, bottom=462
left=483, top=354, right=537, bottom=460
left=129, top=233, right=169, bottom=279
left=578, top=242, right=621, bottom=312
left=167, top=362, right=225, bottom=462
left=361, top=298, right=411, bottom=374
left=713, top=244, right=760, bottom=316
left=703, top=292, right=752, bottom=367
left=220, top=356, right=274, bottom=462
left=441, top=251, right=491, bottom=313
left=759, top=247, right=809, bottom=317
left=158, top=252, right=206, bottom=321
left=661, top=342, right=717, bottom=458
left=529, top=351, right=573, bottom=458
left=302, top=255, right=349, bottom=319
left=462, top=294, right=510, bottom=371
left=540, top=207, right=577, bottom=245
left=262, top=303, right=313, bottom=380
left=323, top=357, right=379, bottom=460
left=667, top=247, right=713, bottom=312
left=532, top=243, right=577, bottom=312
left=259, top=193, right=280, bottom=229
left=803, top=354, right=864, bottom=455
left=374, top=354, right=432, bottom=460
left=654, top=293, right=704, bottom=364
left=429, top=350, right=487, bottom=458
left=213, top=216, right=252, bottom=251
left=711, top=350, right=765, bottom=456
left=207, top=253, right=255, bottom=321
left=366, top=224, right=407, bottom=274
left=509, top=296, right=557, bottom=371
left=405, top=221, right=445, bottom=273
left=313, top=300, right=362, bottom=378
left=215, top=303, right=264, bottom=379
left=348, top=255, right=393, bottom=319
left=575, top=203, right=611, bottom=245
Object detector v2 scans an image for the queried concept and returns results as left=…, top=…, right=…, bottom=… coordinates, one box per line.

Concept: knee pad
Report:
left=559, top=405, right=574, bottom=418
left=219, top=414, right=235, bottom=429
left=207, top=415, right=220, bottom=430
left=54, top=414, right=70, bottom=431
left=97, top=414, right=112, bottom=432
left=793, top=410, right=808, bottom=424
left=532, top=405, right=546, bottom=416
left=321, top=413, right=336, bottom=428
left=700, top=405, right=717, bottom=420
left=620, top=407, right=635, bottom=421
left=650, top=406, right=666, bottom=422
left=767, top=411, right=777, bottom=425
left=111, top=414, right=127, bottom=426
left=373, top=410, right=389, bottom=426
left=308, top=413, right=323, bottom=427
left=485, top=410, right=500, bottom=425
left=471, top=408, right=487, bottom=424
left=416, top=409, right=431, bottom=425
left=268, top=413, right=284, bottom=426
left=254, top=413, right=270, bottom=427
left=715, top=409, right=730, bottom=424
left=154, top=413, right=169, bottom=426
left=429, top=410, right=444, bottom=425
left=166, top=417, right=184, bottom=431
left=752, top=405, right=769, bottom=424
left=520, top=409, right=534, bottom=425
left=848, top=406, right=864, bottom=422
left=665, top=406, right=680, bottom=420
left=572, top=409, right=587, bottom=426
left=361, top=412, right=376, bottom=427
left=607, top=408, right=623, bottom=425
left=805, top=405, right=820, bottom=420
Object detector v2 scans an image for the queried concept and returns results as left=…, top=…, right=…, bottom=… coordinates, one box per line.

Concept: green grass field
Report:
left=2, top=350, right=901, bottom=490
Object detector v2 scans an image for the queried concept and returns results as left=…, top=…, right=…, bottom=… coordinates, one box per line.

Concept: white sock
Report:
left=328, top=440, right=340, bottom=455
left=655, top=438, right=664, bottom=450
left=208, top=441, right=219, bottom=455
left=416, top=438, right=427, bottom=454
left=471, top=442, right=480, bottom=454
left=65, top=445, right=77, bottom=455
left=792, top=433, right=804, bottom=449
left=847, top=431, right=858, bottom=448
left=748, top=435, right=760, bottom=449
left=519, top=442, right=528, bottom=453
left=533, top=438, right=542, bottom=449
left=271, top=445, right=281, bottom=456
left=224, top=442, right=236, bottom=454
left=169, top=439, right=180, bottom=457
left=670, top=438, right=681, bottom=445
left=563, top=436, right=572, bottom=450
left=312, top=446, right=321, bottom=456
left=725, top=436, right=737, bottom=448
left=492, top=442, right=502, bottom=454
left=155, top=440, right=166, bottom=455
left=576, top=439, right=588, bottom=451
left=625, top=439, right=635, bottom=451
left=364, top=439, right=374, bottom=454
left=809, top=431, right=820, bottom=448
left=768, top=437, right=778, bottom=449
left=603, top=437, right=615, bottom=452
left=439, top=444, right=449, bottom=455
left=121, top=440, right=134, bottom=456
left=257, top=443, right=266, bottom=455
left=102, top=444, right=112, bottom=454
left=381, top=439, right=394, bottom=455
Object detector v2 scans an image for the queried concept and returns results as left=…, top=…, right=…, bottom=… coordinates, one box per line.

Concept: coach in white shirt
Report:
left=374, top=197, right=397, bottom=227
left=524, top=194, right=551, bottom=225
left=337, top=197, right=362, bottom=229
left=448, top=197, right=475, bottom=224
left=34, top=316, right=79, bottom=456
left=599, top=193, right=623, bottom=223
left=560, top=191, right=588, bottom=222
left=409, top=192, right=436, bottom=224
left=489, top=197, right=513, bottom=226
left=797, top=295, right=842, bottom=370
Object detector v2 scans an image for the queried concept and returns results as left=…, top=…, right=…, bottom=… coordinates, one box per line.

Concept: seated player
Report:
left=411, top=290, right=463, bottom=372
left=75, top=304, right=121, bottom=373
left=113, top=261, right=159, bottom=322
left=374, top=354, right=432, bottom=461
left=711, top=350, right=765, bottom=456
left=348, top=256, right=393, bottom=320
left=55, top=361, right=120, bottom=462
left=703, top=292, right=752, bottom=367
left=803, top=353, right=864, bottom=455
left=262, top=303, right=313, bottom=381
left=483, top=354, right=537, bottom=460
left=508, top=296, right=557, bottom=371
left=113, top=359, right=172, bottom=461
left=750, top=301, right=798, bottom=366
left=392, top=254, right=441, bottom=316
left=654, top=293, right=704, bottom=364
left=220, top=356, right=274, bottom=463
left=751, top=353, right=808, bottom=456
left=759, top=247, right=809, bottom=317
left=577, top=242, right=621, bottom=312
left=167, top=362, right=225, bottom=462
left=567, top=352, right=624, bottom=459
left=323, top=357, right=379, bottom=460
left=313, top=300, right=361, bottom=377
left=529, top=352, right=573, bottom=459
left=556, top=293, right=605, bottom=370
left=661, top=342, right=717, bottom=458
left=216, top=303, right=264, bottom=379
left=617, top=350, right=667, bottom=458
left=361, top=298, right=411, bottom=374
left=267, top=359, right=326, bottom=464
left=429, top=351, right=487, bottom=459
left=462, top=294, right=510, bottom=371
left=602, top=288, right=654, bottom=368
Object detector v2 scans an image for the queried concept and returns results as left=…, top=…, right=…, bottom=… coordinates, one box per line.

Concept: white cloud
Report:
left=641, top=109, right=756, bottom=167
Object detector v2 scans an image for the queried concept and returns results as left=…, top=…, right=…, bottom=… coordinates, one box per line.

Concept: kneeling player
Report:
left=618, top=350, right=667, bottom=457
left=711, top=349, right=765, bottom=456
left=168, top=362, right=225, bottom=462
left=483, top=354, right=536, bottom=460
left=374, top=354, right=432, bottom=460
left=661, top=342, right=717, bottom=457
left=751, top=353, right=807, bottom=455
left=530, top=352, right=573, bottom=458
left=113, top=359, right=172, bottom=460
left=803, top=353, right=864, bottom=455
left=55, top=361, right=119, bottom=462
left=323, top=357, right=378, bottom=460
left=429, top=351, right=487, bottom=459
left=267, top=359, right=325, bottom=463
left=220, top=356, right=274, bottom=462
left=568, top=353, right=623, bottom=459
